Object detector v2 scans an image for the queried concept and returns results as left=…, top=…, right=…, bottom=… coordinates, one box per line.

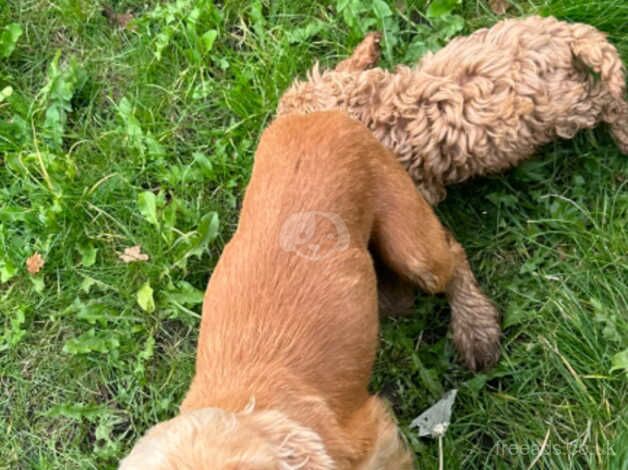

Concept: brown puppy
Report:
left=120, top=112, right=499, bottom=469
left=278, top=16, right=628, bottom=205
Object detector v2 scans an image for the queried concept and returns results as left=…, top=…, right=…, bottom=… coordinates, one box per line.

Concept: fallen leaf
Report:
left=410, top=389, right=457, bottom=437
left=119, top=245, right=149, bottom=263
left=26, top=252, right=45, bottom=275
left=102, top=5, right=134, bottom=29
left=489, top=0, right=510, bottom=15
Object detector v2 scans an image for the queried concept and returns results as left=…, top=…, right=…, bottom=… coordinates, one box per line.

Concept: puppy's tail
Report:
left=569, top=22, right=628, bottom=154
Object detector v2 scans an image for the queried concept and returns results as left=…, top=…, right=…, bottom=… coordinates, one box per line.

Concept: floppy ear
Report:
left=247, top=410, right=336, bottom=470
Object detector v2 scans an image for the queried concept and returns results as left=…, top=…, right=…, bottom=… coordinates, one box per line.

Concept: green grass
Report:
left=1, top=0, right=626, bottom=468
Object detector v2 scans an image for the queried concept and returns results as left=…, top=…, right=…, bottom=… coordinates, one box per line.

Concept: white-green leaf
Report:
left=78, top=243, right=98, bottom=267
left=138, top=191, right=159, bottom=227
left=137, top=281, right=156, bottom=313
left=0, top=85, right=13, bottom=102
left=200, top=29, right=218, bottom=53
left=0, top=23, right=23, bottom=59
left=0, top=259, right=17, bottom=283
left=410, top=389, right=457, bottom=438
left=610, top=349, right=628, bottom=374
left=426, top=0, right=460, bottom=18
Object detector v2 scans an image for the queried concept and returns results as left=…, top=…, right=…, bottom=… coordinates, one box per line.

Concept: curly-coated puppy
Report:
left=120, top=112, right=499, bottom=469
left=278, top=16, right=628, bottom=204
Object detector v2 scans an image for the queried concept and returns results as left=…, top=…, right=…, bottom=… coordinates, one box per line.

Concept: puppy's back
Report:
left=192, top=111, right=383, bottom=414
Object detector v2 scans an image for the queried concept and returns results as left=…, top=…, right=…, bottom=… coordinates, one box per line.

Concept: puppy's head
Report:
left=119, top=407, right=335, bottom=470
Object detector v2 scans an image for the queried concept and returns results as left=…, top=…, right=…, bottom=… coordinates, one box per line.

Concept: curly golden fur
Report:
left=278, top=16, right=628, bottom=204
left=120, top=112, right=501, bottom=468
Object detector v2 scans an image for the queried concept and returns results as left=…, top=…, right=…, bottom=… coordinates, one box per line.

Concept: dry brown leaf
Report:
left=489, top=0, right=510, bottom=15
left=26, top=252, right=45, bottom=275
left=119, top=245, right=149, bottom=263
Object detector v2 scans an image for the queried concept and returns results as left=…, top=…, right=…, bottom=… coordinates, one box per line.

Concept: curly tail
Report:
left=569, top=23, right=628, bottom=154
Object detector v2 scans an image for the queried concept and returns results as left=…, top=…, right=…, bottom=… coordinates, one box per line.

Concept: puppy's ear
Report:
left=247, top=410, right=336, bottom=470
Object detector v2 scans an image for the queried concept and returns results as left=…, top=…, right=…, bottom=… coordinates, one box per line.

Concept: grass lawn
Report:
left=1, top=0, right=627, bottom=468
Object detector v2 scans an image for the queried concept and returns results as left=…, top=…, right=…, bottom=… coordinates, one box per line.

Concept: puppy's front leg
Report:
left=371, top=154, right=501, bottom=371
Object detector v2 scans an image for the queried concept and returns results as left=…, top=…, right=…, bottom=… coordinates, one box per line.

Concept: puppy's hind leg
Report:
left=371, top=154, right=501, bottom=370
left=335, top=32, right=382, bottom=72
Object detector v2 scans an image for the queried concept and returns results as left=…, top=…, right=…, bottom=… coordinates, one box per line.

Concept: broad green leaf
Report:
left=192, top=152, right=214, bottom=179
left=372, top=0, right=393, bottom=19
left=63, top=329, right=120, bottom=355
left=435, top=14, right=465, bottom=40
left=41, top=52, right=82, bottom=149
left=117, top=97, right=145, bottom=153
left=0, top=23, right=23, bottom=58
left=200, top=29, right=218, bottom=53
left=162, top=198, right=179, bottom=243
left=426, top=0, right=460, bottom=18
left=286, top=21, right=325, bottom=44
left=80, top=276, right=97, bottom=293
left=137, top=281, right=156, bottom=313
left=78, top=243, right=98, bottom=267
left=145, top=132, right=165, bottom=160
left=0, top=259, right=17, bottom=283
left=165, top=281, right=204, bottom=306
left=30, top=276, right=45, bottom=293
left=187, top=212, right=219, bottom=258
left=610, top=349, right=628, bottom=374
left=138, top=191, right=159, bottom=227
left=0, top=308, right=26, bottom=350
left=75, top=302, right=112, bottom=325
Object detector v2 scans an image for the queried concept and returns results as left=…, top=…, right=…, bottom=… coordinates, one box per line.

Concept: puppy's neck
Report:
left=181, top=364, right=305, bottom=410
left=180, top=367, right=354, bottom=464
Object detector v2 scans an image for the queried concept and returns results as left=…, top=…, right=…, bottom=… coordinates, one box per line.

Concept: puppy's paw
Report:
left=451, top=295, right=501, bottom=371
